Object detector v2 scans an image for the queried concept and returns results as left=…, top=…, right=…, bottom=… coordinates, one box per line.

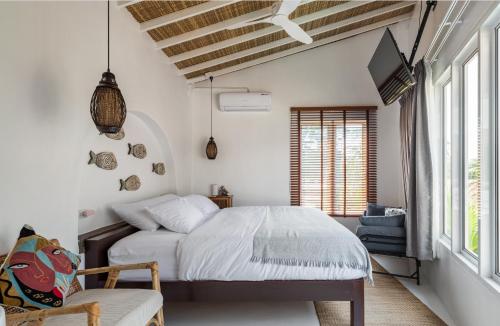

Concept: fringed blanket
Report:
left=251, top=206, right=373, bottom=282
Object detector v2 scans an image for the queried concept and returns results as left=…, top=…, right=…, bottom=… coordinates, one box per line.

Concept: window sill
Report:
left=451, top=251, right=479, bottom=274
left=438, top=236, right=451, bottom=250
left=438, top=240, right=500, bottom=296
left=481, top=275, right=500, bottom=295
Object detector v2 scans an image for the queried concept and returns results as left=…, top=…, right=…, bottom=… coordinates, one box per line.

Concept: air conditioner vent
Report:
left=218, top=92, right=272, bottom=112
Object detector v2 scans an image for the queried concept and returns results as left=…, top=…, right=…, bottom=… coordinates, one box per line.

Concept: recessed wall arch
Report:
left=77, top=111, right=176, bottom=234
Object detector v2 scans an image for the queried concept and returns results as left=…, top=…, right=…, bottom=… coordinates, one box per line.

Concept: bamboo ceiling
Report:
left=123, top=1, right=416, bottom=82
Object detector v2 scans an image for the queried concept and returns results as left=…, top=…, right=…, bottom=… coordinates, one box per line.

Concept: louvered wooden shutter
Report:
left=290, top=107, right=377, bottom=217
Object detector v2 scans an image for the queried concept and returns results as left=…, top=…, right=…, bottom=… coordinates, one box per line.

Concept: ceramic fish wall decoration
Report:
left=152, top=163, right=166, bottom=175
left=88, top=151, right=117, bottom=170
left=120, top=175, right=141, bottom=191
left=128, top=143, right=147, bottom=159
left=104, top=129, right=125, bottom=140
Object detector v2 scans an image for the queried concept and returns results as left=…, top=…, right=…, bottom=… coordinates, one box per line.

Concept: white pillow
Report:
left=147, top=198, right=205, bottom=234
left=111, top=194, right=178, bottom=231
left=183, top=194, right=220, bottom=219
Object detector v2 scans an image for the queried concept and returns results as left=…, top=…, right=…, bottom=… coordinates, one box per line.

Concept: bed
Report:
left=81, top=205, right=371, bottom=326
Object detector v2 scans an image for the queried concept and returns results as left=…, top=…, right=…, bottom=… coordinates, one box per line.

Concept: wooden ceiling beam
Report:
left=178, top=2, right=416, bottom=75
left=187, top=12, right=412, bottom=84
left=166, top=1, right=374, bottom=63
left=117, top=0, right=141, bottom=8
left=156, top=6, right=275, bottom=49
left=140, top=1, right=240, bottom=32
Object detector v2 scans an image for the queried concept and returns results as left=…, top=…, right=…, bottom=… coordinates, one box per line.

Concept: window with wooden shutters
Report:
left=290, top=107, right=377, bottom=217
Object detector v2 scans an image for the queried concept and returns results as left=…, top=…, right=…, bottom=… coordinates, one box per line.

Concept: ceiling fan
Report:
left=227, top=0, right=313, bottom=44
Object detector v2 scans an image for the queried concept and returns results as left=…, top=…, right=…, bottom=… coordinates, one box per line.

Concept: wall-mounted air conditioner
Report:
left=218, top=92, right=272, bottom=112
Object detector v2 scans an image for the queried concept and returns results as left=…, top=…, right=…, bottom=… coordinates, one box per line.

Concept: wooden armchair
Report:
left=1, top=250, right=164, bottom=326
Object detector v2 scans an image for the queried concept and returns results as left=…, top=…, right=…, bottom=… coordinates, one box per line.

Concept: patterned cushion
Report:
left=1, top=303, right=28, bottom=314
left=0, top=225, right=81, bottom=310
left=385, top=207, right=407, bottom=216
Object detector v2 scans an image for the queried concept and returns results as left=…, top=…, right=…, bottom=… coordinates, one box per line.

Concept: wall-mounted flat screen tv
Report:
left=368, top=28, right=416, bottom=105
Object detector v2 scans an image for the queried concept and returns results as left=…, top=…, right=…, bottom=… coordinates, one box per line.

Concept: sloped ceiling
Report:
left=119, top=1, right=416, bottom=83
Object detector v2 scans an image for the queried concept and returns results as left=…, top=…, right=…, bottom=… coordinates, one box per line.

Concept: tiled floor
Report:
left=164, top=301, right=320, bottom=326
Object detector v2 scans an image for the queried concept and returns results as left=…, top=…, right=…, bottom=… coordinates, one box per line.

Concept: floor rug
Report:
left=314, top=259, right=446, bottom=325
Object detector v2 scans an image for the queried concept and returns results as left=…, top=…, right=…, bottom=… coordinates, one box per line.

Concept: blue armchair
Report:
left=356, top=205, right=406, bottom=256
left=356, top=204, right=421, bottom=284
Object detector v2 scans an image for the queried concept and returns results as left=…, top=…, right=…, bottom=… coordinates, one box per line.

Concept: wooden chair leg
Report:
left=156, top=308, right=165, bottom=326
left=88, top=303, right=101, bottom=326
left=150, top=262, right=165, bottom=326
left=148, top=317, right=160, bottom=326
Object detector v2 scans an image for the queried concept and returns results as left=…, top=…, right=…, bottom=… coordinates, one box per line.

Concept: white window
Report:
left=463, top=51, right=480, bottom=258
left=496, top=26, right=500, bottom=277
left=434, top=2, right=500, bottom=288
left=443, top=80, right=452, bottom=238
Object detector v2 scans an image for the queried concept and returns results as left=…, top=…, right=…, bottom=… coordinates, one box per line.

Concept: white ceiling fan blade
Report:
left=276, top=0, right=302, bottom=16
left=272, top=15, right=312, bottom=44
left=226, top=17, right=272, bottom=30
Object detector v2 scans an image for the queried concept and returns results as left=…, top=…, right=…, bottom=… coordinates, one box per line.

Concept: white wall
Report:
left=189, top=22, right=411, bottom=216
left=0, top=1, right=191, bottom=253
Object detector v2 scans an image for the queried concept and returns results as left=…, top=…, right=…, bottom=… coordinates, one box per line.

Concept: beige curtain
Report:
left=399, top=60, right=433, bottom=260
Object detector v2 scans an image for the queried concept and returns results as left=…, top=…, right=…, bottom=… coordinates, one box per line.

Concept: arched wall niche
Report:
left=77, top=111, right=177, bottom=234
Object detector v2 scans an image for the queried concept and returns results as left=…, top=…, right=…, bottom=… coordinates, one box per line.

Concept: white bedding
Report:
left=178, top=206, right=369, bottom=281
left=108, top=229, right=184, bottom=281
left=110, top=206, right=369, bottom=282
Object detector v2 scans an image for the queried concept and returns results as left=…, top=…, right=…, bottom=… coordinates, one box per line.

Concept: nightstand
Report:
left=208, top=195, right=233, bottom=209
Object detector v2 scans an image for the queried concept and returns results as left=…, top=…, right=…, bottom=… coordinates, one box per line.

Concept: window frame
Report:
left=478, top=10, right=500, bottom=283
left=436, top=68, right=452, bottom=241
left=494, top=23, right=500, bottom=281
left=451, top=34, right=480, bottom=264
left=462, top=50, right=481, bottom=260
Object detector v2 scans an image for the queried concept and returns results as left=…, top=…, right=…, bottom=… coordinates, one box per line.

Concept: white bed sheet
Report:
left=109, top=207, right=368, bottom=282
left=108, top=229, right=184, bottom=281
left=178, top=206, right=368, bottom=281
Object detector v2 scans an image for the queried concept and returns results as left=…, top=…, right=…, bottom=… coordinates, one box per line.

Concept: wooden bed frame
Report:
left=80, top=223, right=365, bottom=326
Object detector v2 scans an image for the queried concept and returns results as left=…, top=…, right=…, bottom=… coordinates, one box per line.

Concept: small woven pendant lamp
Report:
left=90, top=0, right=126, bottom=134
left=206, top=76, right=218, bottom=160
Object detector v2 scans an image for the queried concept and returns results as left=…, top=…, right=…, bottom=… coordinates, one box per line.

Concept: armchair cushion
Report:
left=356, top=225, right=406, bottom=239
left=366, top=203, right=386, bottom=216
left=359, top=214, right=405, bottom=227
left=0, top=225, right=80, bottom=310
left=45, top=289, right=163, bottom=326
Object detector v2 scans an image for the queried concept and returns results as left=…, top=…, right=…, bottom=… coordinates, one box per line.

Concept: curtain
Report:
left=399, top=60, right=433, bottom=260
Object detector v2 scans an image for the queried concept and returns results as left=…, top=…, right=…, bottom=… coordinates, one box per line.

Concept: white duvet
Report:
left=177, top=206, right=370, bottom=281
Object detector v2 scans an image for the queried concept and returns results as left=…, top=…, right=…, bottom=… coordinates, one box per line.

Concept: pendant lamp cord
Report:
left=107, top=0, right=110, bottom=72
left=210, top=76, right=214, bottom=137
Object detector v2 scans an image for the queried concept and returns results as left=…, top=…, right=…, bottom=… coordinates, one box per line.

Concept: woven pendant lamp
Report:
left=90, top=0, right=126, bottom=134
left=206, top=76, right=218, bottom=160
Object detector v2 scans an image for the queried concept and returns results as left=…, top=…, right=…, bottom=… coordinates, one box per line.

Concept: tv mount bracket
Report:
left=402, top=0, right=438, bottom=71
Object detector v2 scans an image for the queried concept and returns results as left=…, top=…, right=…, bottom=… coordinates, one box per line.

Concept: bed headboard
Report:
left=79, top=222, right=138, bottom=288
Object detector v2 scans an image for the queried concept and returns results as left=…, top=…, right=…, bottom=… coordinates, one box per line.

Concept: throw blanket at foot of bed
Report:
left=252, top=207, right=371, bottom=275
left=177, top=206, right=372, bottom=283
left=252, top=207, right=372, bottom=280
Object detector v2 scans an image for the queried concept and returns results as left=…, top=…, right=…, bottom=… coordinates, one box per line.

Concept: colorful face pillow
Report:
left=0, top=225, right=80, bottom=310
